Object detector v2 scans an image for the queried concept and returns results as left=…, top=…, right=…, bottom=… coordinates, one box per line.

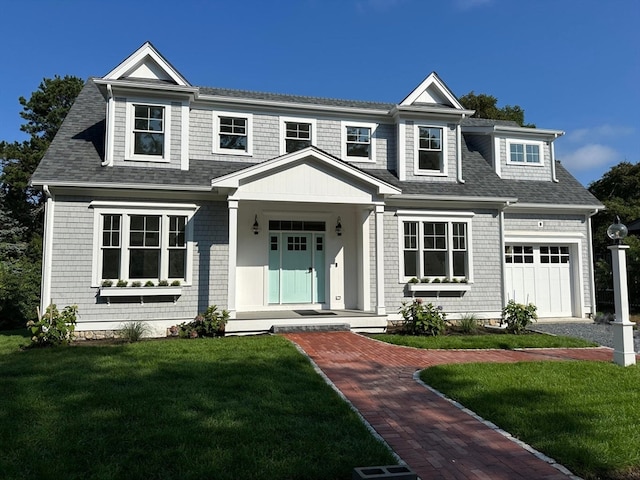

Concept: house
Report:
left=31, top=42, right=604, bottom=337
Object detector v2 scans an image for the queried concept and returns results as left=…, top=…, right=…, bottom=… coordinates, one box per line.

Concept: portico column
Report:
left=375, top=204, right=386, bottom=315
left=227, top=199, right=238, bottom=319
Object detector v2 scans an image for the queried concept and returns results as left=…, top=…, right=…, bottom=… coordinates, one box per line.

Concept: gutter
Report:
left=586, top=208, right=602, bottom=318
left=30, top=180, right=213, bottom=192
left=457, top=115, right=465, bottom=184
left=102, top=84, right=114, bottom=167
left=550, top=133, right=560, bottom=183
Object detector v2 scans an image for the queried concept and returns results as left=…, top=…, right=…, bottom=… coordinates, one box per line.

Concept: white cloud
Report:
left=565, top=124, right=636, bottom=143
left=558, top=144, right=619, bottom=172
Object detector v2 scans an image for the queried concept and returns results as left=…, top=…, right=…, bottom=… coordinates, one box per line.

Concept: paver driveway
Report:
left=283, top=331, right=614, bottom=480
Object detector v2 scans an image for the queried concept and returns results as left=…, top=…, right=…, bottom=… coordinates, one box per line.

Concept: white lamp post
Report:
left=607, top=217, right=636, bottom=366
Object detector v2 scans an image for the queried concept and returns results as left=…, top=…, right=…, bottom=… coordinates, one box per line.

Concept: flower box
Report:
left=98, top=286, right=182, bottom=304
left=407, top=283, right=471, bottom=295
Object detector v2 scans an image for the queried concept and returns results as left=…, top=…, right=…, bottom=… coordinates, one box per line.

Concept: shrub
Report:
left=158, top=280, right=169, bottom=287
left=170, top=280, right=181, bottom=286
left=101, top=279, right=113, bottom=287
left=408, top=277, right=419, bottom=284
left=420, top=278, right=430, bottom=283
left=432, top=278, right=441, bottom=283
left=116, top=279, right=128, bottom=287
left=131, top=281, right=142, bottom=287
left=399, top=299, right=446, bottom=336
left=175, top=305, right=229, bottom=338
left=501, top=300, right=537, bottom=334
left=458, top=313, right=479, bottom=334
left=144, top=281, right=155, bottom=287
left=26, top=304, right=78, bottom=346
left=118, top=321, right=149, bottom=342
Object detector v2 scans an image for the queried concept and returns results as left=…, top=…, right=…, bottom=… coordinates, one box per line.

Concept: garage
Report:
left=504, top=244, right=574, bottom=317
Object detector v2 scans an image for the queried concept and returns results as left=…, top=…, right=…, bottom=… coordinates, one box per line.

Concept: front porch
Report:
left=230, top=309, right=388, bottom=335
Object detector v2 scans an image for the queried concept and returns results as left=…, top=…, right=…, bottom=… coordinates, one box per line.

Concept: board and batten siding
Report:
left=46, top=197, right=230, bottom=333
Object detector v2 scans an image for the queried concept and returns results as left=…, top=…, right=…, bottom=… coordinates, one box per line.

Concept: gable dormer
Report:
left=94, top=42, right=198, bottom=171
left=394, top=73, right=474, bottom=182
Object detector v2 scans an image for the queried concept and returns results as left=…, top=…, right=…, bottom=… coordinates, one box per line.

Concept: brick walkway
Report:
left=283, top=332, right=616, bottom=480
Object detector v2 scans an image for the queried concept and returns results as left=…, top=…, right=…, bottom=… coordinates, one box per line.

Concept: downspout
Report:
left=456, top=116, right=466, bottom=184
left=102, top=84, right=114, bottom=167
left=587, top=208, right=600, bottom=318
left=550, top=133, right=559, bottom=183
left=499, top=201, right=511, bottom=312
left=40, top=185, right=55, bottom=316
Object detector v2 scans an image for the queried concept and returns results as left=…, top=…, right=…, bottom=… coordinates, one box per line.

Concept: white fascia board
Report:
left=194, top=93, right=391, bottom=117
left=31, top=180, right=212, bottom=192
left=392, top=105, right=475, bottom=120
left=506, top=202, right=604, bottom=213
left=210, top=148, right=401, bottom=195
left=399, top=72, right=465, bottom=109
left=461, top=125, right=564, bottom=139
left=93, top=79, right=198, bottom=98
left=389, top=194, right=518, bottom=204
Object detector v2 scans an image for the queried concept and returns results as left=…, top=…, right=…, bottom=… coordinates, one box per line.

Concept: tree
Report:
left=459, top=91, right=535, bottom=128
left=0, top=75, right=83, bottom=328
left=588, top=161, right=640, bottom=313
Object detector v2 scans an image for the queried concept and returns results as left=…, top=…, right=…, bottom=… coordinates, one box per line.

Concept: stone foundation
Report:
left=73, top=330, right=122, bottom=341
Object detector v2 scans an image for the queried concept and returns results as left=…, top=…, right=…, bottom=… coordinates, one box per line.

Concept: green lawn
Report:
left=421, top=361, right=640, bottom=480
left=369, top=332, right=597, bottom=349
left=0, top=330, right=395, bottom=480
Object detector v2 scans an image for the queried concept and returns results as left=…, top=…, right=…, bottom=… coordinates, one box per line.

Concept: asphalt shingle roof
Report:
left=31, top=79, right=602, bottom=208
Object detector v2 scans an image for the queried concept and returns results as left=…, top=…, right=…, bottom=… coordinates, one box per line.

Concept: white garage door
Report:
left=505, top=245, right=573, bottom=317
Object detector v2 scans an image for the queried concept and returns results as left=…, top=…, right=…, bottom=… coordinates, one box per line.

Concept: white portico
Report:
left=210, top=147, right=400, bottom=332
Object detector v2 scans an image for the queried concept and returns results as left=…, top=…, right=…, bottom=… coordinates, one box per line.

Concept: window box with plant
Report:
left=99, top=279, right=182, bottom=304
left=407, top=277, right=471, bottom=294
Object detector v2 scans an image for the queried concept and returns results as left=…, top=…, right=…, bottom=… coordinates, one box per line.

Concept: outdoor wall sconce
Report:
left=335, top=217, right=342, bottom=236
left=252, top=215, right=260, bottom=235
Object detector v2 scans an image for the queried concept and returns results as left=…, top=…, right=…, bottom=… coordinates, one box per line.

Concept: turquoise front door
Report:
left=268, top=232, right=325, bottom=304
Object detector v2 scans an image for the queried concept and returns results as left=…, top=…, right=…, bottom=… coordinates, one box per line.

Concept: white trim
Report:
left=213, top=111, right=254, bottom=156
left=413, top=122, right=448, bottom=176
left=181, top=101, right=189, bottom=170
left=506, top=139, right=545, bottom=166
left=400, top=72, right=465, bottom=109
left=124, top=99, right=172, bottom=163
left=494, top=136, right=502, bottom=177
left=227, top=200, right=238, bottom=319
left=341, top=120, right=377, bottom=163
left=375, top=205, right=385, bottom=315
left=103, top=42, right=191, bottom=86
left=90, top=204, right=197, bottom=287
left=279, top=116, right=317, bottom=155
left=397, top=212, right=475, bottom=284
left=398, top=121, right=406, bottom=181
left=359, top=209, right=371, bottom=311
left=408, top=283, right=471, bottom=293
left=40, top=187, right=55, bottom=314
left=103, top=84, right=115, bottom=167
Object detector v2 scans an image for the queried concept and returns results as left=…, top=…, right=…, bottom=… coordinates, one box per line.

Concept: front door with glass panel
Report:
left=268, top=221, right=325, bottom=304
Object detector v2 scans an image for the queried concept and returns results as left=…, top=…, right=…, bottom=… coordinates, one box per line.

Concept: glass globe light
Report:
left=607, top=217, right=628, bottom=243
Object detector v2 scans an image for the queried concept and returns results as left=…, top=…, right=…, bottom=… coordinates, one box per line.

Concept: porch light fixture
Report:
left=252, top=215, right=260, bottom=235
left=607, top=216, right=628, bottom=244
left=335, top=217, right=342, bottom=236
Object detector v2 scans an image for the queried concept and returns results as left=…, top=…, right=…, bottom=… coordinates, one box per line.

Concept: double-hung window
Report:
left=281, top=117, right=316, bottom=154
left=342, top=121, right=376, bottom=161
left=133, top=105, right=165, bottom=156
left=415, top=125, right=446, bottom=174
left=399, top=214, right=473, bottom=281
left=507, top=141, right=543, bottom=165
left=214, top=112, right=253, bottom=155
left=93, top=203, right=195, bottom=285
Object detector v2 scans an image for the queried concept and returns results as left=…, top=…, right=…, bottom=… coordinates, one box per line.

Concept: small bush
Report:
left=131, top=281, right=142, bottom=287
left=144, top=281, right=155, bottom=287
left=408, top=277, right=419, bottom=284
left=420, top=278, right=430, bottom=283
left=399, top=299, right=446, bottom=336
left=158, top=280, right=169, bottom=287
left=432, top=278, right=441, bottom=283
left=174, top=305, right=229, bottom=338
left=170, top=280, right=181, bottom=286
left=116, top=279, right=128, bottom=287
left=458, top=313, right=479, bottom=334
left=502, top=300, right=537, bottom=334
left=26, top=304, right=78, bottom=346
left=101, top=279, right=113, bottom=287
left=118, top=321, right=149, bottom=342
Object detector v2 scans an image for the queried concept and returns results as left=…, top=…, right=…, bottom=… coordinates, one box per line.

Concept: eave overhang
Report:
left=462, top=124, right=565, bottom=140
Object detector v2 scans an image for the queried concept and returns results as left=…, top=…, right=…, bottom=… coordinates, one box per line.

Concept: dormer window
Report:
left=342, top=121, right=376, bottom=162
left=414, top=124, right=447, bottom=175
left=133, top=105, right=164, bottom=156
left=214, top=112, right=253, bottom=155
left=507, top=141, right=543, bottom=165
left=280, top=117, right=316, bottom=154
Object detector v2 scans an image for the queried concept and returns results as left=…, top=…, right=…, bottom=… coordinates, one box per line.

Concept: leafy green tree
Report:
left=459, top=91, right=535, bottom=127
left=0, top=75, right=83, bottom=328
left=588, top=161, right=640, bottom=312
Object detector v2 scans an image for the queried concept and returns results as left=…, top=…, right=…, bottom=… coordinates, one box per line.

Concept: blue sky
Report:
left=1, top=0, right=638, bottom=187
